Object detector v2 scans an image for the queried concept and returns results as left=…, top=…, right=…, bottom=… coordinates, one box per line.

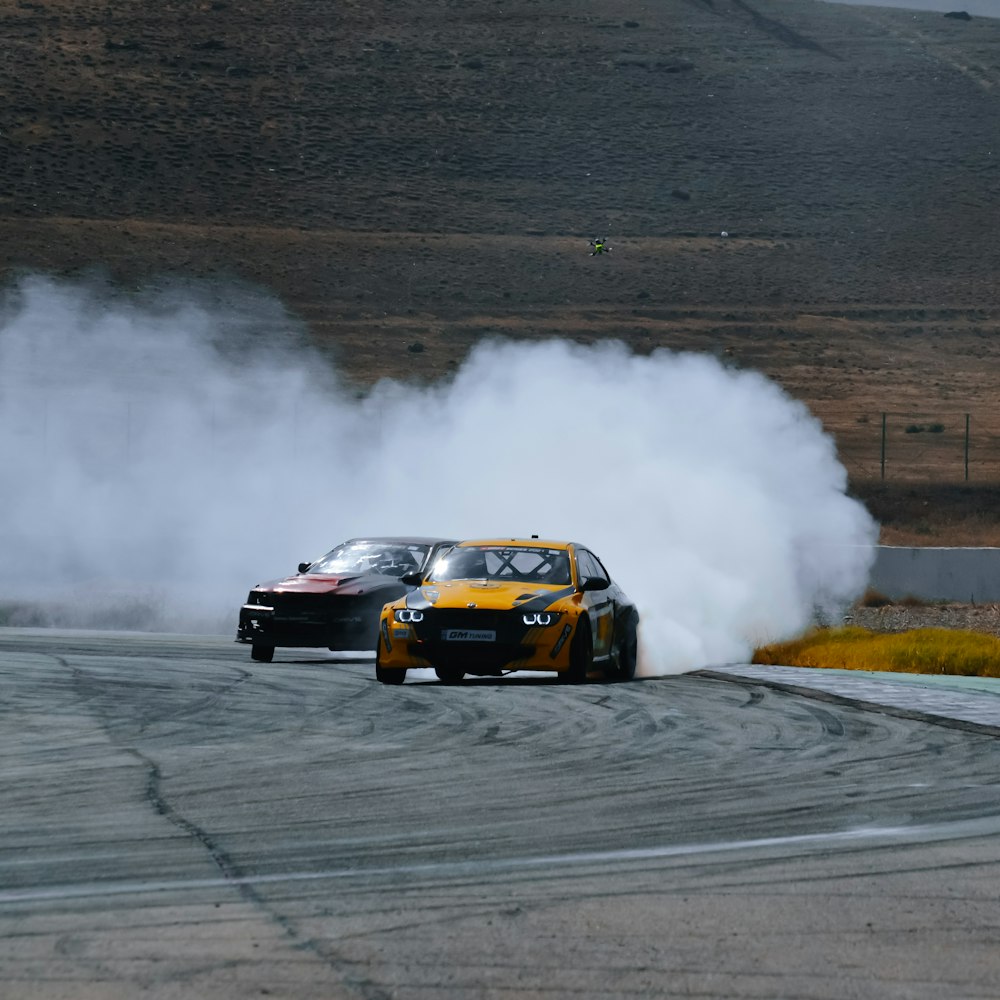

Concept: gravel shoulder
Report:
left=848, top=603, right=1000, bottom=638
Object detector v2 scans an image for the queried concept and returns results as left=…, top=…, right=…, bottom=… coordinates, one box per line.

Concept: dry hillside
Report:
left=2, top=0, right=999, bottom=542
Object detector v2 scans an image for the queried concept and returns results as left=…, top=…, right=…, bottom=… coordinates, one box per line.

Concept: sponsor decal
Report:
left=550, top=622, right=573, bottom=658
left=393, top=627, right=411, bottom=638
left=441, top=629, right=496, bottom=642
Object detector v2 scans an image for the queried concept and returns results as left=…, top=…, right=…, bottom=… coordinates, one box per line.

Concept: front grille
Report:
left=411, top=608, right=533, bottom=670
left=413, top=608, right=538, bottom=644
left=420, top=609, right=504, bottom=633
left=268, top=592, right=338, bottom=622
left=240, top=591, right=380, bottom=647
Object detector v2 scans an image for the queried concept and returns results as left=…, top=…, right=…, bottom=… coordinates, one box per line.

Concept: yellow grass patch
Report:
left=752, top=627, right=1000, bottom=678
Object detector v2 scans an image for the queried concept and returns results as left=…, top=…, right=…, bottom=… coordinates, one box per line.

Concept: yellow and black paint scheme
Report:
left=374, top=539, right=639, bottom=685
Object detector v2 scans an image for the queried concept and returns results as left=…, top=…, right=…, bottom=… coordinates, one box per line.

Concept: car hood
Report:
left=408, top=580, right=577, bottom=611
left=252, top=574, right=393, bottom=596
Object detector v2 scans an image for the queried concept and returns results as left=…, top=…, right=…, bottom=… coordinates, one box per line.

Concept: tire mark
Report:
left=802, top=702, right=846, bottom=738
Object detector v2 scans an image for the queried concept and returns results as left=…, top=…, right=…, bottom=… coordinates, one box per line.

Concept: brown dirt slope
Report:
left=2, top=0, right=999, bottom=541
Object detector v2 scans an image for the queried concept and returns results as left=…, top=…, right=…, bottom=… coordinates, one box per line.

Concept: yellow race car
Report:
left=375, top=538, right=639, bottom=684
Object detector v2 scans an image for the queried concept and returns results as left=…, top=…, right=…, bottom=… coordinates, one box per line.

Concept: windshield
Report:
left=428, top=545, right=572, bottom=585
left=306, top=541, right=428, bottom=578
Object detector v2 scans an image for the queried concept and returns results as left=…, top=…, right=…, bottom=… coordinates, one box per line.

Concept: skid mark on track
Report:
left=802, top=703, right=847, bottom=738
left=479, top=723, right=501, bottom=744
left=9, top=815, right=1000, bottom=905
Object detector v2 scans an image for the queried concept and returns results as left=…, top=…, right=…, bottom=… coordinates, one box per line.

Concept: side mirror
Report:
left=580, top=576, right=610, bottom=592
left=401, top=571, right=424, bottom=587
left=298, top=562, right=311, bottom=574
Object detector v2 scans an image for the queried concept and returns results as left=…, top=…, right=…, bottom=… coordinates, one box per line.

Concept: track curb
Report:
left=694, top=668, right=1000, bottom=740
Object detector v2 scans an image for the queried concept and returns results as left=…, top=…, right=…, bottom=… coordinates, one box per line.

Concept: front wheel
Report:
left=375, top=637, right=407, bottom=685
left=435, top=667, right=465, bottom=684
left=561, top=618, right=592, bottom=684
left=251, top=644, right=274, bottom=663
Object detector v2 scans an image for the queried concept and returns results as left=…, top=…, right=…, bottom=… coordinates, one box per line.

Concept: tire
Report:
left=435, top=667, right=465, bottom=684
left=374, top=637, right=407, bottom=685
left=251, top=644, right=274, bottom=663
left=562, top=618, right=592, bottom=684
left=614, top=614, right=639, bottom=682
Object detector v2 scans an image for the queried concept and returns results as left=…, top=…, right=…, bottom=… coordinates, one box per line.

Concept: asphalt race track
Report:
left=3, top=630, right=1000, bottom=999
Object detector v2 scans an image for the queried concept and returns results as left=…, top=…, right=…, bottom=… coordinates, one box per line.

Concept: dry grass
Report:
left=753, top=627, right=1000, bottom=678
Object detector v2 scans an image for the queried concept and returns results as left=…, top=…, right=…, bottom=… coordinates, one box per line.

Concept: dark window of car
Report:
left=307, top=541, right=428, bottom=577
left=576, top=549, right=607, bottom=585
left=429, top=546, right=572, bottom=585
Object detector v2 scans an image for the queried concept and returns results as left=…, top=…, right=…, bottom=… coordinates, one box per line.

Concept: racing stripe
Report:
left=514, top=585, right=577, bottom=613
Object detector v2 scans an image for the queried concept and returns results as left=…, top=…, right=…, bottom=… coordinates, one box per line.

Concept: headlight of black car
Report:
left=522, top=611, right=561, bottom=626
left=394, top=608, right=425, bottom=623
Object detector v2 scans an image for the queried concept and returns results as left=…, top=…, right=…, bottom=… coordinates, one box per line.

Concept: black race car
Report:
left=236, top=536, right=456, bottom=662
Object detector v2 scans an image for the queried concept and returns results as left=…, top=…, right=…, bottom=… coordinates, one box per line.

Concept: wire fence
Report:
left=839, top=411, right=1000, bottom=484
left=7, top=400, right=1000, bottom=485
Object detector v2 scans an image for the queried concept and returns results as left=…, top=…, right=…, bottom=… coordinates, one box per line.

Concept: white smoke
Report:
left=0, top=275, right=877, bottom=673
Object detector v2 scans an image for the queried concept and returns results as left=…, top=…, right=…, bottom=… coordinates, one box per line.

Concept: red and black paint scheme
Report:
left=236, top=536, right=456, bottom=663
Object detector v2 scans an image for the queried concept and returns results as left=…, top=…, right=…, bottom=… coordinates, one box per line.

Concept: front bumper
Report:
left=237, top=602, right=378, bottom=650
left=379, top=611, right=576, bottom=674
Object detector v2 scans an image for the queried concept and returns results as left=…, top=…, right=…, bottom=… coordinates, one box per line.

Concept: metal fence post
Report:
left=965, top=412, right=970, bottom=482
left=881, top=412, right=886, bottom=481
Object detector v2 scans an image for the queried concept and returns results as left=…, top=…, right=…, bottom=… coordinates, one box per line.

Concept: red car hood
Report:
left=255, top=574, right=364, bottom=595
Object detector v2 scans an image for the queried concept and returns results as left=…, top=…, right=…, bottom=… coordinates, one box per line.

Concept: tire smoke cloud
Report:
left=0, top=276, right=876, bottom=673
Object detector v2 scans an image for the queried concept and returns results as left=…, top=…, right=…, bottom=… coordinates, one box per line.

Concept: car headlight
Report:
left=394, top=608, right=424, bottom=623
left=522, top=611, right=560, bottom=626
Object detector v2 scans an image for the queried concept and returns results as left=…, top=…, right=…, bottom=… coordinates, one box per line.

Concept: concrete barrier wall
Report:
left=870, top=546, right=1000, bottom=603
